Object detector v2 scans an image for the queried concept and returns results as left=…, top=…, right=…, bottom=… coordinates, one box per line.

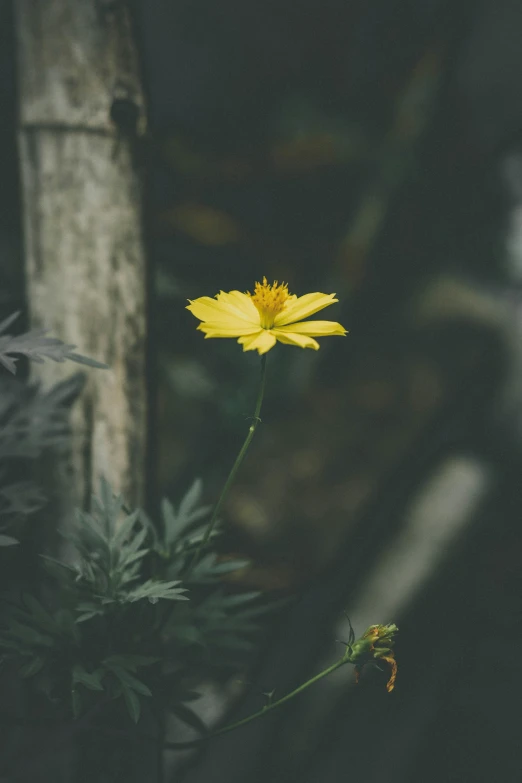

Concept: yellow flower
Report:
left=187, top=277, right=347, bottom=355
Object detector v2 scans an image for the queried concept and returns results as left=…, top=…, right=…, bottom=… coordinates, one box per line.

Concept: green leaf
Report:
left=162, top=480, right=212, bottom=545
left=116, top=564, right=142, bottom=588
left=205, top=559, right=251, bottom=575
left=125, top=579, right=188, bottom=604
left=161, top=498, right=177, bottom=541
left=40, top=554, right=78, bottom=577
left=6, top=620, right=54, bottom=648
left=22, top=595, right=58, bottom=633
left=169, top=625, right=204, bottom=647
left=122, top=687, right=141, bottom=723
left=0, top=534, right=18, bottom=546
left=184, top=556, right=252, bottom=585
left=103, top=655, right=159, bottom=672
left=19, top=656, right=44, bottom=678
left=76, top=610, right=103, bottom=623
left=104, top=662, right=152, bottom=697
left=138, top=508, right=159, bottom=549
left=0, top=635, right=29, bottom=653
left=65, top=352, right=109, bottom=370
left=94, top=479, right=123, bottom=539
left=0, top=310, right=22, bottom=334
left=0, top=312, right=108, bottom=374
left=75, top=602, right=104, bottom=623
left=117, top=548, right=149, bottom=569
left=177, top=479, right=203, bottom=521
left=55, top=609, right=80, bottom=642
left=70, top=510, right=109, bottom=554
left=113, top=510, right=141, bottom=547
left=72, top=664, right=104, bottom=691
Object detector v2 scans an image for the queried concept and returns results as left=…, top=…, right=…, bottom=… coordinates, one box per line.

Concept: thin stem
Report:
left=185, top=354, right=267, bottom=576
left=163, top=649, right=352, bottom=750
left=208, top=654, right=348, bottom=739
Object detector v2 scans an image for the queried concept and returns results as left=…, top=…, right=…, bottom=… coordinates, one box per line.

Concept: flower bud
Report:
left=348, top=623, right=398, bottom=692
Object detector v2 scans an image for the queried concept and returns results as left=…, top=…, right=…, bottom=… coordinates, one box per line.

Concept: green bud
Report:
left=345, top=623, right=398, bottom=692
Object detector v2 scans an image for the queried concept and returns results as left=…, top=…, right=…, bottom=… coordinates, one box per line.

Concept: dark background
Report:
left=3, top=0, right=522, bottom=781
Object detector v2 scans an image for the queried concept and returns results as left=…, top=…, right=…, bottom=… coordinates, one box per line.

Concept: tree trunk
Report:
left=15, top=0, right=148, bottom=508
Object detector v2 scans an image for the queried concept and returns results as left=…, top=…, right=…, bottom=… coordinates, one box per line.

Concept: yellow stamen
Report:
left=248, top=277, right=291, bottom=329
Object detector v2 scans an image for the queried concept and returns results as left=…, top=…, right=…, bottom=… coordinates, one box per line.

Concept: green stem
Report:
left=89, top=651, right=352, bottom=753
left=185, top=354, right=267, bottom=576
left=163, top=648, right=352, bottom=750
left=210, top=653, right=348, bottom=739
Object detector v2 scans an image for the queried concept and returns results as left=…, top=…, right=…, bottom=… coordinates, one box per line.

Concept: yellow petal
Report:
left=237, top=330, right=277, bottom=354
left=215, top=290, right=260, bottom=323
left=198, top=323, right=261, bottom=338
left=187, top=296, right=235, bottom=323
left=274, top=292, right=338, bottom=326
left=187, top=293, right=259, bottom=326
left=274, top=331, right=320, bottom=350
left=275, top=320, right=347, bottom=337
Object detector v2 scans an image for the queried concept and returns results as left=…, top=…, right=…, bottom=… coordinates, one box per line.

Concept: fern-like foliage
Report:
left=0, top=373, right=86, bottom=546
left=0, top=594, right=159, bottom=721
left=54, top=480, right=187, bottom=622
left=0, top=373, right=85, bottom=460
left=0, top=312, right=105, bottom=546
left=0, top=479, right=275, bottom=726
left=0, top=311, right=108, bottom=374
left=146, top=479, right=276, bottom=674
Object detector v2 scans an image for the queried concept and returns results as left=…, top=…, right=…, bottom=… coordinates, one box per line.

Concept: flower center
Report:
left=248, top=277, right=291, bottom=329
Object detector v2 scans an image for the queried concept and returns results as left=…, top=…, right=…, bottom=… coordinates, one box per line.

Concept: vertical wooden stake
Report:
left=16, top=0, right=148, bottom=507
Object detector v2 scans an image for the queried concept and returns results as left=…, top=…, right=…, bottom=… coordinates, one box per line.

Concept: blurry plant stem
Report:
left=184, top=354, right=267, bottom=576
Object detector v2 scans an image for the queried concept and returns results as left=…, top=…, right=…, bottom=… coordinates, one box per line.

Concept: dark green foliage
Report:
left=0, top=313, right=275, bottom=762
left=56, top=480, right=188, bottom=622
left=0, top=374, right=78, bottom=546
left=0, top=311, right=108, bottom=374
left=0, top=478, right=272, bottom=726
left=0, top=312, right=101, bottom=547
left=0, top=373, right=86, bottom=460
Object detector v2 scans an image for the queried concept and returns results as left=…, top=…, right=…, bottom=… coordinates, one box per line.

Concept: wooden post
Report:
left=15, top=0, right=148, bottom=507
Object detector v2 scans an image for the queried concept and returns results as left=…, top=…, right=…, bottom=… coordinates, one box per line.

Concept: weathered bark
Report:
left=16, top=0, right=148, bottom=507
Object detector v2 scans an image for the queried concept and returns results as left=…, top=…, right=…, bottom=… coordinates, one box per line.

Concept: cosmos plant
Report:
left=184, top=278, right=399, bottom=719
